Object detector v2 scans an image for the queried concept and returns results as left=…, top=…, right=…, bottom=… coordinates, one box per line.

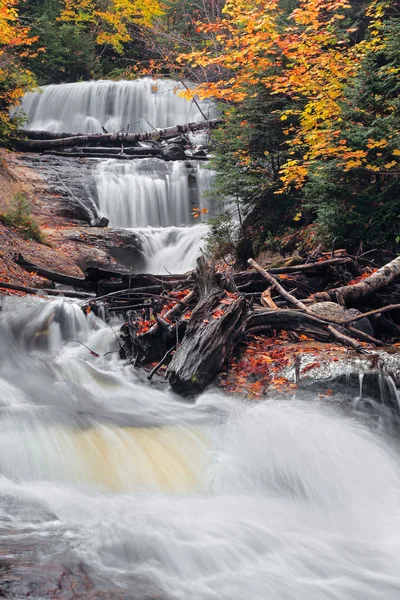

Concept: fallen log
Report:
left=268, top=256, right=358, bottom=275
left=14, top=255, right=90, bottom=290
left=342, top=303, right=400, bottom=324
left=13, top=119, right=223, bottom=152
left=57, top=147, right=163, bottom=156
left=43, top=152, right=163, bottom=160
left=0, top=281, right=93, bottom=298
left=166, top=257, right=248, bottom=395
left=314, top=255, right=400, bottom=306
left=248, top=258, right=368, bottom=352
left=248, top=308, right=331, bottom=342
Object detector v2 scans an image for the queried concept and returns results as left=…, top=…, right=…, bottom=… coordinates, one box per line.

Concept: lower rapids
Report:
left=1, top=297, right=400, bottom=599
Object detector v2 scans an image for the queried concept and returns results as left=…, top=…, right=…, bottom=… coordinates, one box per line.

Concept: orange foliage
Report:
left=348, top=268, right=378, bottom=286
left=176, top=0, right=395, bottom=190
left=0, top=0, right=37, bottom=135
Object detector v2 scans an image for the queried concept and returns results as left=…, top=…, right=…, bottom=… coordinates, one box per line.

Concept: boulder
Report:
left=309, top=301, right=374, bottom=338
left=162, top=144, right=187, bottom=161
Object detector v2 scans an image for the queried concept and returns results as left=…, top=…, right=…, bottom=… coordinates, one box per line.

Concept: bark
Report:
left=14, top=255, right=90, bottom=290
left=314, top=255, right=400, bottom=306
left=0, top=281, right=93, bottom=298
left=13, top=119, right=222, bottom=152
left=166, top=257, right=248, bottom=395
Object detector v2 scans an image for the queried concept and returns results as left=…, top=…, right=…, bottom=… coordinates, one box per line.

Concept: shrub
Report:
left=1, top=193, right=44, bottom=243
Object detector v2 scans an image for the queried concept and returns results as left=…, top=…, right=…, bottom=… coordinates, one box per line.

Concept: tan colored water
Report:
left=72, top=425, right=208, bottom=493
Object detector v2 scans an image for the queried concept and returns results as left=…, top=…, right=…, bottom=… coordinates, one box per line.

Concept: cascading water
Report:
left=19, top=78, right=218, bottom=273
left=2, top=296, right=400, bottom=599
left=19, top=78, right=215, bottom=134
left=93, top=158, right=215, bottom=273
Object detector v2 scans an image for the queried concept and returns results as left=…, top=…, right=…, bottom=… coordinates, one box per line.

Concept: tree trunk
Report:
left=166, top=257, right=248, bottom=395
left=314, top=255, right=400, bottom=306
left=14, top=255, right=90, bottom=289
left=13, top=119, right=222, bottom=152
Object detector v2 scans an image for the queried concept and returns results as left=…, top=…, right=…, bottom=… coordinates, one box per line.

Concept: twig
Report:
left=147, top=347, right=175, bottom=380
left=342, top=304, right=400, bottom=324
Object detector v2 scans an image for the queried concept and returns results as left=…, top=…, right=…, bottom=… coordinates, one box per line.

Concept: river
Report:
left=2, top=79, right=400, bottom=599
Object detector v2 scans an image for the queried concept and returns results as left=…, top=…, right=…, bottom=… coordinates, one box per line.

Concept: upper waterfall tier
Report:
left=20, top=78, right=215, bottom=134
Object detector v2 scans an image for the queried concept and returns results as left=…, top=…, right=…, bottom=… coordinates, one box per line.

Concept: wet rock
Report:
left=346, top=308, right=374, bottom=337
left=193, top=148, right=207, bottom=158
left=309, top=301, right=374, bottom=337
left=162, top=144, right=187, bottom=161
left=91, top=216, right=109, bottom=228
left=16, top=154, right=100, bottom=224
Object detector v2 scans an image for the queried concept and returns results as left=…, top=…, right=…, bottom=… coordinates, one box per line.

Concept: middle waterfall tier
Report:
left=92, top=158, right=217, bottom=274
left=93, top=158, right=216, bottom=228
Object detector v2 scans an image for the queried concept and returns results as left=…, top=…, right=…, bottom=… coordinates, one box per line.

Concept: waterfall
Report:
left=2, top=297, right=400, bottom=599
left=20, top=78, right=215, bottom=133
left=17, top=78, right=219, bottom=273
left=94, top=159, right=193, bottom=228
left=92, top=157, right=216, bottom=273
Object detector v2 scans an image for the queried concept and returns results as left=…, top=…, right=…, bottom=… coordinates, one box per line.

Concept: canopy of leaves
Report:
left=0, top=0, right=37, bottom=142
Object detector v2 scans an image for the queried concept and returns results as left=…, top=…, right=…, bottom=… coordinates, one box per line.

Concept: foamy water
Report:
left=1, top=297, right=400, bottom=599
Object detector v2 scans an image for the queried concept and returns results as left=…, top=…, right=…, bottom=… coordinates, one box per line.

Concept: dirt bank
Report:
left=0, top=151, right=136, bottom=291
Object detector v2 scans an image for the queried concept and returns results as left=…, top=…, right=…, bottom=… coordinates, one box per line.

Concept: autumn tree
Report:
left=177, top=0, right=400, bottom=253
left=60, top=0, right=164, bottom=53
left=304, top=13, right=400, bottom=249
left=0, top=0, right=37, bottom=143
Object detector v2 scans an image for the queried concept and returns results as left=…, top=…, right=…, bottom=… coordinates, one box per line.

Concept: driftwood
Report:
left=6, top=249, right=400, bottom=395
left=314, top=255, right=400, bottom=306
left=0, top=281, right=93, bottom=298
left=268, top=256, right=358, bottom=275
left=13, top=119, right=222, bottom=152
left=43, top=152, right=163, bottom=160
left=248, top=309, right=331, bottom=342
left=248, top=258, right=368, bottom=352
left=14, top=255, right=90, bottom=290
left=166, top=257, right=248, bottom=395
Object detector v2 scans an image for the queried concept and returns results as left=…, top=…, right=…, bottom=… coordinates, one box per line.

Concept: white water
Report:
left=93, top=158, right=216, bottom=273
left=95, top=159, right=192, bottom=228
left=18, top=78, right=218, bottom=272
left=132, top=225, right=209, bottom=274
left=2, top=297, right=400, bottom=598
left=20, top=78, right=215, bottom=133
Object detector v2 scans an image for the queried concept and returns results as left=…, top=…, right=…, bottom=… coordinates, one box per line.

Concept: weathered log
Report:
left=248, top=309, right=331, bottom=342
left=342, top=303, right=400, bottom=324
left=14, top=255, right=90, bottom=290
left=314, top=255, right=400, bottom=306
left=166, top=258, right=248, bottom=395
left=84, top=265, right=191, bottom=293
left=268, top=256, right=357, bottom=275
left=56, top=147, right=163, bottom=156
left=248, top=258, right=368, bottom=352
left=13, top=119, right=223, bottom=152
left=43, top=152, right=163, bottom=160
left=0, top=281, right=93, bottom=298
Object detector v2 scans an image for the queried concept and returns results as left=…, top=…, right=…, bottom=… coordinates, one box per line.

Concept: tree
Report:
left=304, top=14, right=400, bottom=250
left=177, top=0, right=399, bottom=252
left=60, top=0, right=164, bottom=53
left=0, top=0, right=37, bottom=143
